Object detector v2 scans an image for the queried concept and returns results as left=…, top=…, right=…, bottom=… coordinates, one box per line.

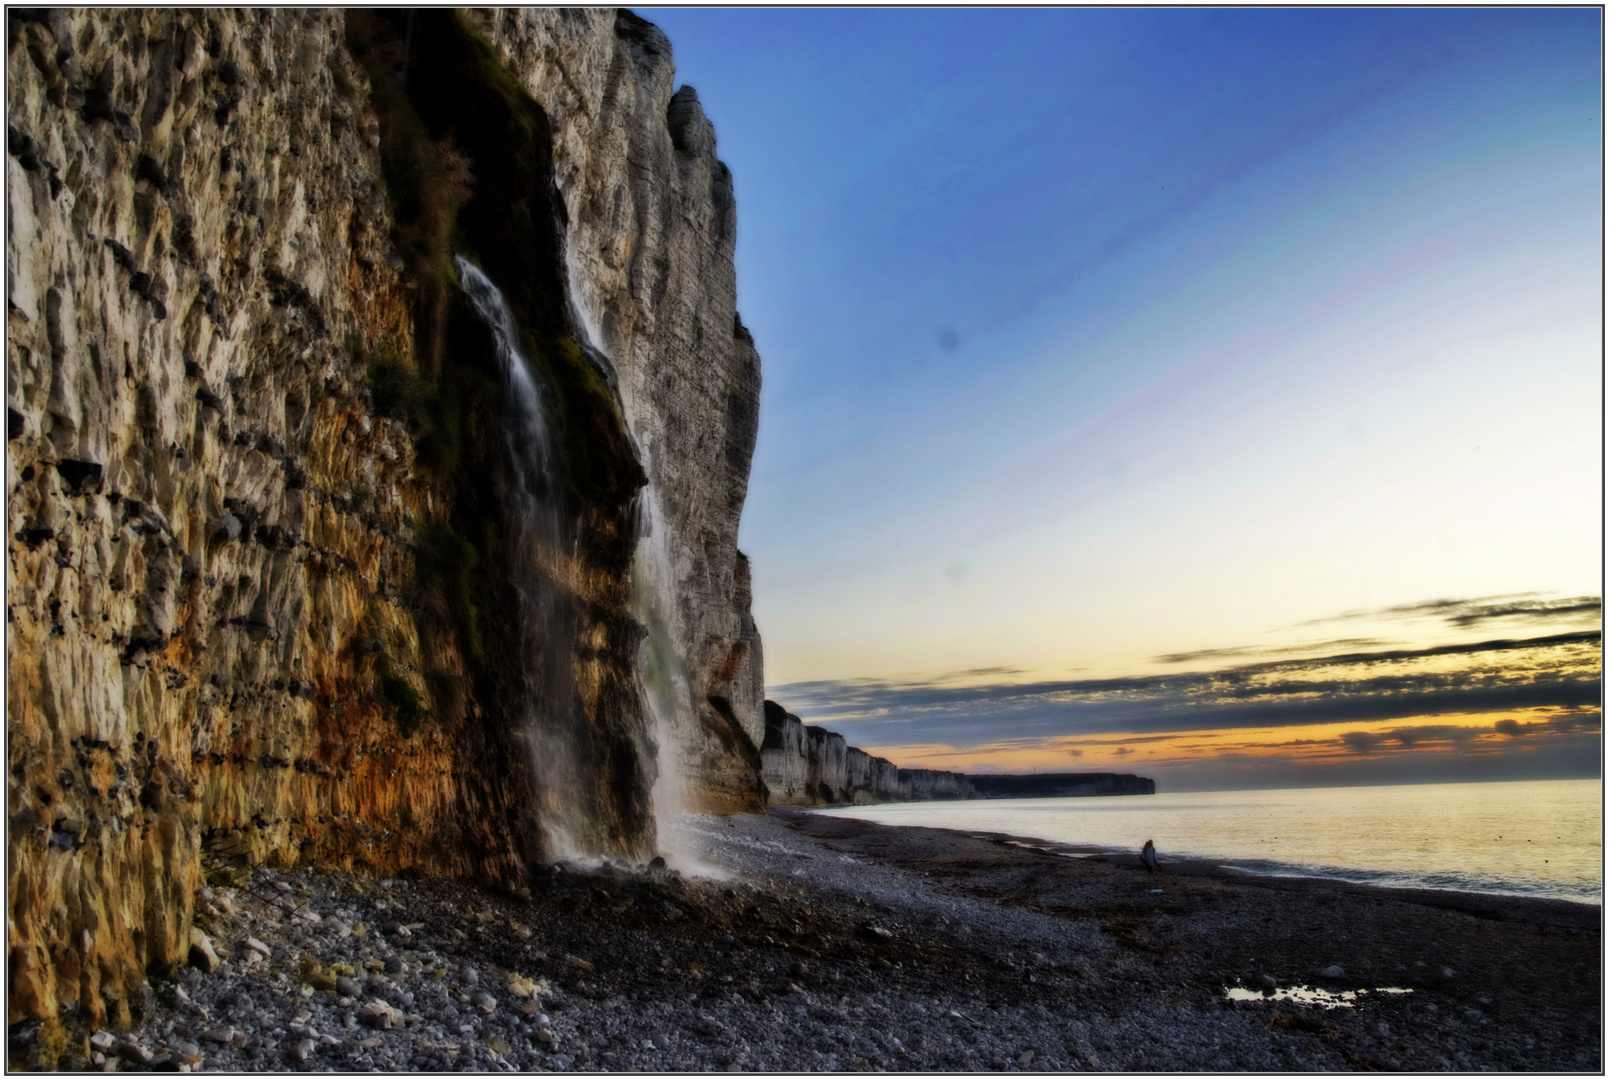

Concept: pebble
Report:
left=243, top=937, right=272, bottom=959
left=67, top=813, right=1582, bottom=1075
left=112, top=1041, right=152, bottom=1064
left=189, top=928, right=221, bottom=973
left=358, top=1001, right=399, bottom=1029
left=1257, top=974, right=1278, bottom=990
left=1321, top=965, right=1345, bottom=979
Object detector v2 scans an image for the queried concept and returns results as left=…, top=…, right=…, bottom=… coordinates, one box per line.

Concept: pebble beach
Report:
left=21, top=807, right=1600, bottom=1073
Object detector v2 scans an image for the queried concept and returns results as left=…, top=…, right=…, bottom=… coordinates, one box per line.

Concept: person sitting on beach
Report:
left=1141, top=839, right=1159, bottom=874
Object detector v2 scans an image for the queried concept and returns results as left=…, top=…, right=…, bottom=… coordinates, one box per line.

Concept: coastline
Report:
left=19, top=808, right=1599, bottom=1071
left=889, top=822, right=1603, bottom=917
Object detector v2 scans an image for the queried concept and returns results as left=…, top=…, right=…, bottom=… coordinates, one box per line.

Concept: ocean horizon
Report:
left=811, top=776, right=1603, bottom=905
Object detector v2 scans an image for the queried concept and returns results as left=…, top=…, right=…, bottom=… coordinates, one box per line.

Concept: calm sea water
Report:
left=812, top=778, right=1603, bottom=904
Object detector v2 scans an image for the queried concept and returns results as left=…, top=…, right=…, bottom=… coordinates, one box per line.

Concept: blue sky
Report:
left=639, top=7, right=1601, bottom=786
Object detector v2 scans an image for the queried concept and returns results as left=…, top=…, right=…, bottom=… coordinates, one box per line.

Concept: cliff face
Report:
left=6, top=7, right=764, bottom=1037
left=760, top=701, right=977, bottom=805
left=475, top=11, right=765, bottom=815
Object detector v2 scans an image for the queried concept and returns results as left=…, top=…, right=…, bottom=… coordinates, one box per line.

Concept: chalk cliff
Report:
left=7, top=7, right=764, bottom=1038
left=472, top=10, right=765, bottom=815
left=761, top=700, right=977, bottom=805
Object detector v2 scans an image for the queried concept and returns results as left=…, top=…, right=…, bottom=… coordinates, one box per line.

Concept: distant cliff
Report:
left=760, top=701, right=977, bottom=805
left=968, top=773, right=1156, bottom=798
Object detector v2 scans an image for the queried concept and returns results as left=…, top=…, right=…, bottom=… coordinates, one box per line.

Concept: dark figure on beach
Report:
left=1141, top=839, right=1159, bottom=873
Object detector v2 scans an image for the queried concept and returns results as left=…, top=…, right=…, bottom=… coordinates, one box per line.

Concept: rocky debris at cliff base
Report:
left=35, top=811, right=1599, bottom=1073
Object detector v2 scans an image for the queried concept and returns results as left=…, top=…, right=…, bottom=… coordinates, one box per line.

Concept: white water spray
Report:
left=632, top=481, right=733, bottom=879
left=556, top=244, right=707, bottom=874
left=458, top=254, right=708, bottom=873
left=454, top=256, right=589, bottom=859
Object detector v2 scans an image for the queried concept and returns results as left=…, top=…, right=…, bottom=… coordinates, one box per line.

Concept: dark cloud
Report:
left=1152, top=638, right=1394, bottom=665
left=1304, top=594, right=1601, bottom=631
left=769, top=631, right=1601, bottom=750
left=1549, top=710, right=1603, bottom=733
left=1113, top=747, right=1133, bottom=756
left=1337, top=723, right=1511, bottom=755
left=1061, top=733, right=1183, bottom=747
left=1148, top=730, right=1603, bottom=793
left=1152, top=645, right=1264, bottom=665
left=1066, top=749, right=1083, bottom=758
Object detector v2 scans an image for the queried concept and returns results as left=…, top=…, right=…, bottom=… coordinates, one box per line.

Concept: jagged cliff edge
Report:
left=6, top=7, right=762, bottom=1039
left=760, top=701, right=978, bottom=805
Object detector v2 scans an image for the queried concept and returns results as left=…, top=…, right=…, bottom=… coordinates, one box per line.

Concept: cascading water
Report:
left=456, top=252, right=697, bottom=870
left=454, top=255, right=592, bottom=860
left=630, top=484, right=701, bottom=867
left=557, top=247, right=702, bottom=872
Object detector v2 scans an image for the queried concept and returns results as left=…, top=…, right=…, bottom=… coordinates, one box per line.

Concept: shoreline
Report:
left=872, top=821, right=1604, bottom=920
left=806, top=779, right=1604, bottom=910
left=16, top=807, right=1600, bottom=1072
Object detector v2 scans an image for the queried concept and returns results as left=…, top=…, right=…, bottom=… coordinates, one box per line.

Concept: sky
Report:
left=639, top=6, right=1603, bottom=790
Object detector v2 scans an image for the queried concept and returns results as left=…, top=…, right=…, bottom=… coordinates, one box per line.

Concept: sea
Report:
left=810, top=777, right=1603, bottom=904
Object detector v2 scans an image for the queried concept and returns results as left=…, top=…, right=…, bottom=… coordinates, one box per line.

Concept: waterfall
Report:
left=456, top=255, right=698, bottom=871
left=631, top=484, right=697, bottom=865
left=454, top=256, right=590, bottom=860
left=557, top=247, right=699, bottom=871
